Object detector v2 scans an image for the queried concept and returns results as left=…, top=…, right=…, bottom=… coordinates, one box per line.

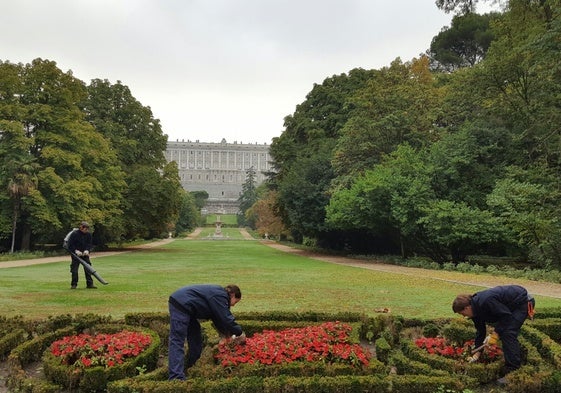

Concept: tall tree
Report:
left=487, top=166, right=561, bottom=267
left=237, top=166, right=258, bottom=227
left=0, top=59, right=125, bottom=250
left=0, top=120, right=38, bottom=252
left=84, top=79, right=181, bottom=240
left=269, top=68, right=375, bottom=243
left=435, top=0, right=478, bottom=14
left=245, top=190, right=288, bottom=239
left=124, top=161, right=183, bottom=238
left=428, top=12, right=497, bottom=71
left=174, top=190, right=201, bottom=235
left=332, top=57, right=445, bottom=187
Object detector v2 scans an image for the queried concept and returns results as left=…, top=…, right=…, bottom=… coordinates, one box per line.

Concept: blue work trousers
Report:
left=501, top=303, right=529, bottom=373
left=168, top=302, right=203, bottom=380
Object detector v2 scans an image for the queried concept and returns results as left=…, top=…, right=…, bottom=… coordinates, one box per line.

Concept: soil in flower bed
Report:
left=0, top=361, right=51, bottom=393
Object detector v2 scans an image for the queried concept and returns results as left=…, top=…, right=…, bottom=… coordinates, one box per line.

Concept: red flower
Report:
left=414, top=336, right=503, bottom=363
left=215, top=321, right=370, bottom=367
left=50, top=331, right=152, bottom=368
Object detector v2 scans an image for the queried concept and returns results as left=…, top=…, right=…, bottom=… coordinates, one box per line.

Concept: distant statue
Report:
left=214, top=216, right=223, bottom=238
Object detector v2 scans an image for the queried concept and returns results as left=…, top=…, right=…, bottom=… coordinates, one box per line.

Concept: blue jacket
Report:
left=470, top=285, right=528, bottom=346
left=169, top=284, right=242, bottom=336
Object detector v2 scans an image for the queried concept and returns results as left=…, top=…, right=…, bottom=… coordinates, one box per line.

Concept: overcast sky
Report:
left=1, top=1, right=496, bottom=144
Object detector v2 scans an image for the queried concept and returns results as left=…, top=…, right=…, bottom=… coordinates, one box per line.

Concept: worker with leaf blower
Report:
left=452, top=285, right=535, bottom=381
left=67, top=221, right=96, bottom=289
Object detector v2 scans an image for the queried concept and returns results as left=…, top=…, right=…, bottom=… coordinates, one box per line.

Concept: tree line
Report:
left=3, top=0, right=559, bottom=270
left=0, top=59, right=200, bottom=252
left=258, top=0, right=561, bottom=267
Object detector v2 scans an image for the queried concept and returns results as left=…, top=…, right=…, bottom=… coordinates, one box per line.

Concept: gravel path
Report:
left=262, top=242, right=561, bottom=299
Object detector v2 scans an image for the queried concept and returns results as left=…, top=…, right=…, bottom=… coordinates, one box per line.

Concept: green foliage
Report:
left=375, top=337, right=391, bottom=363
left=0, top=62, right=187, bottom=250
left=428, top=12, right=497, bottom=71
left=237, top=166, right=258, bottom=227
left=332, top=57, right=444, bottom=185
left=5, top=309, right=561, bottom=392
left=422, top=323, right=440, bottom=338
left=487, top=167, right=561, bottom=267
left=174, top=190, right=201, bottom=235
left=85, top=79, right=182, bottom=242
left=0, top=59, right=127, bottom=251
left=269, top=0, right=561, bottom=266
left=441, top=319, right=474, bottom=346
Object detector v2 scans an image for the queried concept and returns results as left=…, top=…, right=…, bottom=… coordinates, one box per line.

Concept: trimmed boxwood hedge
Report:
left=3, top=309, right=561, bottom=392
left=41, top=324, right=161, bottom=393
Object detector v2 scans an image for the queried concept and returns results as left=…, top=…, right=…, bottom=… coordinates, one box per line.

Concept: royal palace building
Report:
left=165, top=138, right=272, bottom=214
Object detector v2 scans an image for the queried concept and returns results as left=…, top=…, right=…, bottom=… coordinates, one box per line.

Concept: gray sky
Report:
left=1, top=1, right=495, bottom=144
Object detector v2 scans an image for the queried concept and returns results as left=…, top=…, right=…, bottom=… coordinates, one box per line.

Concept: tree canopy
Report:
left=266, top=0, right=561, bottom=267
left=0, top=59, right=185, bottom=251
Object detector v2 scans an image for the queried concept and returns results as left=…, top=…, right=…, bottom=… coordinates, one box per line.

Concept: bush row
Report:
left=3, top=310, right=561, bottom=392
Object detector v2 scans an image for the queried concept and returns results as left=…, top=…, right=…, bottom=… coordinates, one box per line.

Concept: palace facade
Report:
left=165, top=138, right=272, bottom=214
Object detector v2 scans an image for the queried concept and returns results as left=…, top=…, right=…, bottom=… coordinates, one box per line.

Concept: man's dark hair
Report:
left=452, top=294, right=472, bottom=313
left=225, top=284, right=241, bottom=299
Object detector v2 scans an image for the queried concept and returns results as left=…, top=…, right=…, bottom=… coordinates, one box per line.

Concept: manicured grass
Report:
left=196, top=227, right=246, bottom=239
left=1, top=239, right=560, bottom=320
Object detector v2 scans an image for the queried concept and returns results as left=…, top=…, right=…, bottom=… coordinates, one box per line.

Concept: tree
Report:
left=84, top=79, right=181, bottom=240
left=328, top=145, right=433, bottom=257
left=435, top=0, right=478, bottom=14
left=276, top=147, right=334, bottom=242
left=237, top=166, right=258, bottom=227
left=487, top=166, right=561, bottom=267
left=269, top=68, right=378, bottom=244
left=417, top=199, right=505, bottom=262
left=332, top=57, right=444, bottom=186
left=174, top=190, right=201, bottom=236
left=0, top=120, right=38, bottom=252
left=0, top=59, right=125, bottom=250
left=123, top=161, right=183, bottom=239
left=245, top=190, right=288, bottom=239
left=428, top=12, right=497, bottom=71
left=191, top=190, right=209, bottom=210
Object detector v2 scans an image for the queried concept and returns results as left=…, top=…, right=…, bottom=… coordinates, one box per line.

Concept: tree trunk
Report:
left=20, top=223, right=32, bottom=251
left=10, top=201, right=18, bottom=253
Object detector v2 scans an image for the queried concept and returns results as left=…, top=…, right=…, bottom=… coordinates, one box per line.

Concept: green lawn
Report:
left=196, top=227, right=246, bottom=239
left=1, top=239, right=560, bottom=320
left=205, top=214, right=238, bottom=225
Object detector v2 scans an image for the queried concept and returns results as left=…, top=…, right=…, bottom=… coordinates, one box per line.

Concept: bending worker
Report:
left=168, top=284, right=246, bottom=380
left=452, top=285, right=535, bottom=380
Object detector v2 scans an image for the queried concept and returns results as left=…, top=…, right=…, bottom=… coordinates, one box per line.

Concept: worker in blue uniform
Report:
left=168, top=284, right=245, bottom=380
left=452, top=285, right=535, bottom=384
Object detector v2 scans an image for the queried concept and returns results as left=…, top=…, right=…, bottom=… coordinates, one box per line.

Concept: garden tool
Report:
left=65, top=247, right=109, bottom=285
left=470, top=332, right=499, bottom=355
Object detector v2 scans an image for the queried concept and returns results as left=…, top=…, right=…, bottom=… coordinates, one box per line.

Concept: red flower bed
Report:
left=50, top=330, right=152, bottom=368
left=215, top=321, right=370, bottom=367
left=414, top=337, right=502, bottom=363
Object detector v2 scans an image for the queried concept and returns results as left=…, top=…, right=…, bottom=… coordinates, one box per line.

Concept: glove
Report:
left=467, top=351, right=481, bottom=363
left=484, top=332, right=499, bottom=346
left=83, top=250, right=89, bottom=256
left=75, top=250, right=83, bottom=256
left=231, top=332, right=247, bottom=345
